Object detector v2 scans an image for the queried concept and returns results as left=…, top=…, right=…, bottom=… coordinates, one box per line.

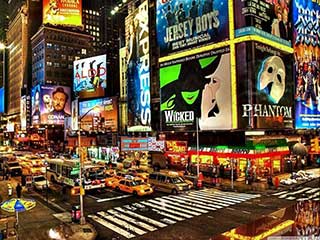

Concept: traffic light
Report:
left=310, top=137, right=319, bottom=152
left=71, top=186, right=80, bottom=196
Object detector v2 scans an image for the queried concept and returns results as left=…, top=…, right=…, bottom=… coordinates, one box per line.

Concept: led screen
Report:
left=79, top=97, right=118, bottom=132
left=234, top=0, right=292, bottom=46
left=0, top=88, right=4, bottom=113
left=125, top=0, right=151, bottom=132
left=160, top=47, right=232, bottom=131
left=43, top=0, right=82, bottom=27
left=21, top=96, right=27, bottom=131
left=293, top=0, right=320, bottom=129
left=156, top=0, right=229, bottom=57
left=73, top=54, right=107, bottom=99
left=237, top=42, right=294, bottom=129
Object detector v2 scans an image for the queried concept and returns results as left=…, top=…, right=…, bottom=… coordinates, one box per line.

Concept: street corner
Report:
left=48, top=222, right=97, bottom=240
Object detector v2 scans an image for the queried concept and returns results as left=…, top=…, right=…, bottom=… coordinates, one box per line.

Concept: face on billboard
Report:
left=79, top=97, right=118, bottom=132
left=234, top=0, right=292, bottom=44
left=40, top=85, right=71, bottom=125
left=156, top=0, right=229, bottom=57
left=293, top=0, right=320, bottom=129
left=32, top=85, right=41, bottom=125
left=160, top=48, right=232, bottom=131
left=43, top=0, right=82, bottom=26
left=126, top=0, right=151, bottom=132
left=238, top=43, right=293, bottom=129
left=73, top=54, right=107, bottom=99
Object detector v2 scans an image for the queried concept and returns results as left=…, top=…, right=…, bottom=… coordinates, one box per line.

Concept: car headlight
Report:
left=178, top=186, right=183, bottom=190
left=140, top=189, right=145, bottom=193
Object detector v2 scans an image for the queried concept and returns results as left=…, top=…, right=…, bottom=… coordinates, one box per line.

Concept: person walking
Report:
left=16, top=183, right=22, bottom=198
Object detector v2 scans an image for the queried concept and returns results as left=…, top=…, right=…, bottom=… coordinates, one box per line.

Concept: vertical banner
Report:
left=238, top=42, right=293, bottom=129
left=71, top=98, right=78, bottom=131
left=126, top=0, right=151, bottom=132
left=0, top=88, right=4, bottom=113
left=160, top=47, right=232, bottom=131
left=234, top=0, right=292, bottom=46
left=156, top=0, right=229, bottom=58
left=31, top=85, right=41, bottom=125
left=20, top=96, right=27, bottom=131
left=293, top=0, right=320, bottom=129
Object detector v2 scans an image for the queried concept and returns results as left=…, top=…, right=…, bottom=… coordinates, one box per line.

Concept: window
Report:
left=158, top=175, right=166, bottom=182
left=149, top=174, right=157, bottom=180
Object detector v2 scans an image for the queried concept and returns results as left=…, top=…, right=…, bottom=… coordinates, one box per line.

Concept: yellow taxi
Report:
left=127, top=168, right=149, bottom=182
left=105, top=171, right=128, bottom=188
left=112, top=176, right=153, bottom=196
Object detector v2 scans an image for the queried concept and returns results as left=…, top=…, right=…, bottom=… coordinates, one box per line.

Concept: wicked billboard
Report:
left=79, top=97, right=118, bottom=132
left=73, top=54, right=107, bottom=99
left=234, top=0, right=292, bottom=46
left=125, top=0, right=151, bottom=132
left=160, top=47, right=232, bottom=131
left=43, top=0, right=82, bottom=27
left=237, top=42, right=294, bottom=129
left=156, top=0, right=229, bottom=58
left=293, top=0, right=320, bottom=129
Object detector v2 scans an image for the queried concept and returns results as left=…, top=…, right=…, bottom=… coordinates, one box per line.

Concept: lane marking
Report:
left=140, top=201, right=188, bottom=220
left=162, top=196, right=217, bottom=211
left=147, top=199, right=201, bottom=216
left=154, top=197, right=208, bottom=214
left=97, top=195, right=131, bottom=202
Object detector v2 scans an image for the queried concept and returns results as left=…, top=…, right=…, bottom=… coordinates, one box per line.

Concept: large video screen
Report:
left=125, top=0, right=151, bottom=132
left=43, top=0, right=82, bottom=27
left=160, top=47, right=232, bottom=131
left=21, top=96, right=27, bottom=131
left=234, top=0, right=292, bottom=46
left=73, top=54, right=107, bottom=99
left=293, top=0, right=320, bottom=129
left=31, top=85, right=41, bottom=125
left=79, top=97, right=118, bottom=132
left=0, top=88, right=4, bottom=113
left=156, top=0, right=229, bottom=57
left=237, top=42, right=294, bottom=129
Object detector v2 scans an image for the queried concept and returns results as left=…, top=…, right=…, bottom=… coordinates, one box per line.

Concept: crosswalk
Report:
left=272, top=187, right=320, bottom=201
left=88, top=189, right=260, bottom=239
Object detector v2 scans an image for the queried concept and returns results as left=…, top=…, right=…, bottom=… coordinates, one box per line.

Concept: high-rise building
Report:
left=31, top=25, right=93, bottom=88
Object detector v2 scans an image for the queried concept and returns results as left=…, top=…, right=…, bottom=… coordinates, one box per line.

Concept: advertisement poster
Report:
left=160, top=47, right=232, bottom=131
left=20, top=96, right=27, bottom=131
left=43, top=0, right=82, bottom=27
left=237, top=42, right=293, bottom=129
left=0, top=88, right=4, bottom=113
left=156, top=0, right=229, bottom=57
left=73, top=54, right=107, bottom=99
left=79, top=97, right=118, bottom=132
left=234, top=0, right=292, bottom=45
left=31, top=85, right=41, bottom=125
left=120, top=137, right=148, bottom=151
left=125, top=0, right=151, bottom=132
left=293, top=0, right=320, bottom=129
left=71, top=99, right=78, bottom=131
left=40, top=85, right=71, bottom=125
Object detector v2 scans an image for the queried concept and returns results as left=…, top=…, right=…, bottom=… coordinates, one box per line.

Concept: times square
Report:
left=0, top=0, right=319, bottom=239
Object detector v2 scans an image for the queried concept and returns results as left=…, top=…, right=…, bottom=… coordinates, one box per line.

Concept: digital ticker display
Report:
left=156, top=0, right=229, bottom=57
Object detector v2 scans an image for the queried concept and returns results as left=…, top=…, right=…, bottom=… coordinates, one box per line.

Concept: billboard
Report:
left=43, top=0, right=82, bottom=27
left=0, top=87, right=4, bottom=113
left=234, top=0, right=292, bottom=46
left=73, top=54, right=107, bottom=99
left=293, top=0, right=320, bottom=129
left=79, top=97, right=118, bottom=132
left=21, top=96, right=27, bottom=131
left=71, top=99, right=78, bottom=131
left=120, top=137, right=149, bottom=151
left=31, top=85, right=41, bottom=125
left=156, top=0, right=229, bottom=57
left=237, top=42, right=293, bottom=129
left=160, top=47, right=232, bottom=131
left=125, top=0, right=151, bottom=132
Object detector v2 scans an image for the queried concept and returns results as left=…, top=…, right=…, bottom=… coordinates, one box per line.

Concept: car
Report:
left=149, top=171, right=193, bottom=194
left=32, top=175, right=50, bottom=190
left=112, top=177, right=153, bottom=196
left=106, top=171, right=132, bottom=188
left=127, top=168, right=150, bottom=182
left=5, top=160, right=22, bottom=176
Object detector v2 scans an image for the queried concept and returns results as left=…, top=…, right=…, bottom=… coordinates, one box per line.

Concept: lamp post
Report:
left=77, top=104, right=100, bottom=225
left=44, top=160, right=48, bottom=205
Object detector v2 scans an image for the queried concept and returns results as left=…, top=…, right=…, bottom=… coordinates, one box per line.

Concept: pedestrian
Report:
left=16, top=183, right=22, bottom=198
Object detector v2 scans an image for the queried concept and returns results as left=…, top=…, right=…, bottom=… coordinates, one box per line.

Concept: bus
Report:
left=46, top=158, right=106, bottom=190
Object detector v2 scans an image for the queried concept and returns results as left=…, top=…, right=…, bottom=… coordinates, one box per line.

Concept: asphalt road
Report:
left=22, top=178, right=320, bottom=240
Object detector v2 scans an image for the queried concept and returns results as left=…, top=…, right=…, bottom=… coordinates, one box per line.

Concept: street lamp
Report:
left=78, top=104, right=100, bottom=225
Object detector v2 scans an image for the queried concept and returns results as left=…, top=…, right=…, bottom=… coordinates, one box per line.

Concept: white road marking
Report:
left=177, top=194, right=225, bottom=208
left=162, top=196, right=217, bottom=211
left=140, top=201, right=189, bottom=220
left=191, top=192, right=241, bottom=204
left=154, top=197, right=208, bottom=214
left=147, top=199, right=201, bottom=216
left=97, top=195, right=131, bottom=202
left=272, top=191, right=288, bottom=196
left=88, top=214, right=135, bottom=239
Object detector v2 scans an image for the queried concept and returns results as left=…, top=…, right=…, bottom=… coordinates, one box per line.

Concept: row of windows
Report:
left=84, top=10, right=99, bottom=16
left=85, top=25, right=100, bottom=31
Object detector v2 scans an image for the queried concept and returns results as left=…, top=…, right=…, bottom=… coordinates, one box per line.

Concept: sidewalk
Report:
left=0, top=178, right=97, bottom=240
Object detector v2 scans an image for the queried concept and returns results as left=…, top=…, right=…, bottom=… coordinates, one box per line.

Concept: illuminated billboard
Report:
left=21, top=96, right=27, bottom=131
left=43, top=0, right=82, bottom=27
left=125, top=0, right=151, bottom=132
left=79, top=97, right=118, bottom=132
left=237, top=42, right=293, bottom=129
left=0, top=88, right=4, bottom=113
left=160, top=47, right=232, bottom=131
left=32, top=85, right=71, bottom=125
left=156, top=0, right=229, bottom=57
left=73, top=54, right=107, bottom=99
left=293, top=0, right=320, bottom=129
left=234, top=0, right=292, bottom=46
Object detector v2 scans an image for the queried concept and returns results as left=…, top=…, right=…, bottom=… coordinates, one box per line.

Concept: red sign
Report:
left=166, top=141, right=187, bottom=153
